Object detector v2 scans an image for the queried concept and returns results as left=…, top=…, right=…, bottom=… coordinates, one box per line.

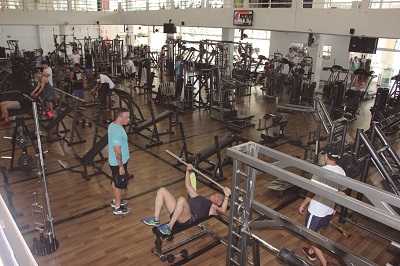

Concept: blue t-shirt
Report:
left=108, top=123, right=130, bottom=166
left=175, top=60, right=185, bottom=80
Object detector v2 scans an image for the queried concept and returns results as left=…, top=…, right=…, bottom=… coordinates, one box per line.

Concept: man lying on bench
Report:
left=142, top=163, right=231, bottom=235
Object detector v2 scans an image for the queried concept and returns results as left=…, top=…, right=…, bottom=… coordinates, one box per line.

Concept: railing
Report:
left=1, top=0, right=400, bottom=11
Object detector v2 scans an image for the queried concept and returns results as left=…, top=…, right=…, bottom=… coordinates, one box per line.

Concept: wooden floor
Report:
left=1, top=75, right=399, bottom=266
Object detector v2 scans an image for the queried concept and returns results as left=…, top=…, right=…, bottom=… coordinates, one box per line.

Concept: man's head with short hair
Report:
left=41, top=61, right=49, bottom=67
left=210, top=193, right=224, bottom=207
left=33, top=69, right=41, bottom=78
left=321, top=143, right=340, bottom=162
left=115, top=107, right=130, bottom=126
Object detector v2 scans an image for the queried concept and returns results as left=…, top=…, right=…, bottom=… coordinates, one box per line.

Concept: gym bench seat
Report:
left=151, top=215, right=213, bottom=262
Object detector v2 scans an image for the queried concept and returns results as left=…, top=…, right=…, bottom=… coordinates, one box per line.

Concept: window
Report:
left=322, top=45, right=332, bottom=60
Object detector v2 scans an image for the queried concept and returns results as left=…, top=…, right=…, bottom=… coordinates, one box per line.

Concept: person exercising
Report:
left=142, top=164, right=231, bottom=235
left=91, top=72, right=115, bottom=111
left=31, top=69, right=55, bottom=118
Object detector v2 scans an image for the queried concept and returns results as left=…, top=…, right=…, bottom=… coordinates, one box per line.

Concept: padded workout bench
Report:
left=151, top=216, right=226, bottom=263
left=113, top=88, right=145, bottom=133
left=40, top=88, right=86, bottom=145
left=132, top=101, right=178, bottom=148
left=73, top=133, right=108, bottom=180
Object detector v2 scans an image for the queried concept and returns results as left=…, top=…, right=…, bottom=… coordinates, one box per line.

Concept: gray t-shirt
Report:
left=308, top=165, right=347, bottom=217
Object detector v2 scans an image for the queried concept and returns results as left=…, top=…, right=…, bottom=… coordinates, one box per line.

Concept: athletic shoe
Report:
left=42, top=111, right=47, bottom=115
left=78, top=106, right=86, bottom=110
left=47, top=112, right=55, bottom=118
left=302, top=247, right=316, bottom=261
left=0, top=120, right=10, bottom=126
left=158, top=223, right=171, bottom=235
left=54, top=105, right=60, bottom=110
left=142, top=216, right=160, bottom=226
left=0, top=116, right=5, bottom=121
left=113, top=206, right=131, bottom=215
left=110, top=199, right=128, bottom=208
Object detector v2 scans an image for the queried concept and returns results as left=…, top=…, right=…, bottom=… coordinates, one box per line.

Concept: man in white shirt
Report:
left=91, top=72, right=115, bottom=111
left=286, top=47, right=297, bottom=62
left=40, top=61, right=53, bottom=86
left=298, top=143, right=346, bottom=266
left=39, top=61, right=58, bottom=108
left=70, top=49, right=81, bottom=65
left=124, top=57, right=137, bottom=88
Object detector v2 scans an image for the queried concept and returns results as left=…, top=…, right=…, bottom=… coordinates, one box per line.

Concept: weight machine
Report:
left=7, top=40, right=38, bottom=81
left=288, top=56, right=315, bottom=105
left=322, top=64, right=349, bottom=103
left=263, top=52, right=285, bottom=102
left=1, top=116, right=38, bottom=174
left=210, top=71, right=254, bottom=129
left=226, top=141, right=400, bottom=266
left=40, top=87, right=86, bottom=145
left=338, top=121, right=400, bottom=243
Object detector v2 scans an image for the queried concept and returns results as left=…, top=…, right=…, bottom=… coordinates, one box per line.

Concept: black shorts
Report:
left=110, top=163, right=128, bottom=184
left=170, top=212, right=193, bottom=226
left=129, top=73, right=136, bottom=79
left=102, top=83, right=113, bottom=96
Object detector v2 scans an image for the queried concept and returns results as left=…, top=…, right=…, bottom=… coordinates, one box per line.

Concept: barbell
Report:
left=166, top=150, right=224, bottom=191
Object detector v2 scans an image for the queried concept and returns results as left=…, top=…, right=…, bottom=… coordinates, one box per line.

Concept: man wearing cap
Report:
left=298, top=143, right=346, bottom=266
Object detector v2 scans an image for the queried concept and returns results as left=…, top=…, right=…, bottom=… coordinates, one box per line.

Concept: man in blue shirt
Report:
left=108, top=107, right=131, bottom=215
left=175, top=55, right=185, bottom=98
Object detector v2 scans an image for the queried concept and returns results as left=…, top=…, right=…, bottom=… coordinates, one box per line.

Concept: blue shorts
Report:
left=305, top=211, right=333, bottom=232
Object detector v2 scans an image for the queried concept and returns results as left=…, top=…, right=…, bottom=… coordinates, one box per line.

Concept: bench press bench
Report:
left=132, top=101, right=178, bottom=148
left=178, top=122, right=247, bottom=180
left=151, top=215, right=225, bottom=263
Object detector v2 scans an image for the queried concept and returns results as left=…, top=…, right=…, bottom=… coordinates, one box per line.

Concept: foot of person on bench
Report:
left=158, top=223, right=171, bottom=235
left=143, top=216, right=160, bottom=227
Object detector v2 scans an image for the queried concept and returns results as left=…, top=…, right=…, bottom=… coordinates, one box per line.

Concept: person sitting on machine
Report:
left=255, top=61, right=274, bottom=88
left=142, top=163, right=231, bottom=235
left=0, top=100, right=21, bottom=126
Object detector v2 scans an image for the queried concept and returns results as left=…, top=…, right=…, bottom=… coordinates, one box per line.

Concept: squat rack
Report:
left=226, top=141, right=400, bottom=266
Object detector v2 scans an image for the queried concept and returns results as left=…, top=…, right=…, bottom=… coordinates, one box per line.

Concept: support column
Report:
left=306, top=34, right=325, bottom=87
left=222, top=28, right=235, bottom=76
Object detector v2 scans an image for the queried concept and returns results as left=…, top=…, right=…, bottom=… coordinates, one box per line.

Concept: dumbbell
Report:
left=81, top=121, right=93, bottom=128
left=166, top=249, right=188, bottom=263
